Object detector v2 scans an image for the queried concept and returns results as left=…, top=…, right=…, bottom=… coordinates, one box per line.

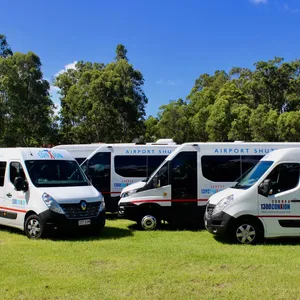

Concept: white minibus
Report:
left=0, top=148, right=106, bottom=238
left=205, top=148, right=300, bottom=244
left=78, top=140, right=178, bottom=212
left=118, top=142, right=300, bottom=230
left=53, top=144, right=104, bottom=164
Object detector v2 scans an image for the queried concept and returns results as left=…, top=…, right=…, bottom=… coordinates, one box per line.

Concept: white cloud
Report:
left=284, top=3, right=300, bottom=14
left=156, top=79, right=183, bottom=86
left=250, top=0, right=267, bottom=4
left=55, top=61, right=77, bottom=77
left=53, top=103, right=61, bottom=116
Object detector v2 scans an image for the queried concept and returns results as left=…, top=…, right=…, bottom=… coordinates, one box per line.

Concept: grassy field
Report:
left=1, top=218, right=300, bottom=300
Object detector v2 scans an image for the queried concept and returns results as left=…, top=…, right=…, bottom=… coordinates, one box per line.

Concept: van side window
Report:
left=114, top=156, right=147, bottom=177
left=10, top=162, right=25, bottom=184
left=0, top=162, right=6, bottom=186
left=266, top=163, right=300, bottom=195
left=202, top=156, right=241, bottom=182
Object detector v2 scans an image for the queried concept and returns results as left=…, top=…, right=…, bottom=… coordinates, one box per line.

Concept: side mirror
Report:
left=258, top=179, right=272, bottom=196
left=14, top=177, right=28, bottom=192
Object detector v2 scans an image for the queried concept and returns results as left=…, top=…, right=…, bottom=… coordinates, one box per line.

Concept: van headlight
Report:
left=42, top=193, right=65, bottom=214
left=121, top=189, right=137, bottom=198
left=99, top=196, right=105, bottom=211
left=212, top=195, right=234, bottom=215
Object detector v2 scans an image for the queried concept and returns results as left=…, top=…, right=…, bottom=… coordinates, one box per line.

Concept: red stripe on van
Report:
left=101, top=192, right=120, bottom=195
left=131, top=198, right=208, bottom=204
left=0, top=206, right=27, bottom=213
left=258, top=215, right=300, bottom=218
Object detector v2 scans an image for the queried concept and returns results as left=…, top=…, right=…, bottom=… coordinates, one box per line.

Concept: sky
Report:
left=1, top=0, right=300, bottom=117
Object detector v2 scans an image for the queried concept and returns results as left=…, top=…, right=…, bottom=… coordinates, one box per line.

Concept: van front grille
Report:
left=60, top=202, right=101, bottom=219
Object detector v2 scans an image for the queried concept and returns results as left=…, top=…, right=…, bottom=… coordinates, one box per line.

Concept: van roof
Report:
left=262, top=148, right=300, bottom=162
left=0, top=148, right=74, bottom=161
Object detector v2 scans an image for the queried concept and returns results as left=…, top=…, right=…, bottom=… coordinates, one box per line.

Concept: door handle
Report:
left=6, top=193, right=12, bottom=198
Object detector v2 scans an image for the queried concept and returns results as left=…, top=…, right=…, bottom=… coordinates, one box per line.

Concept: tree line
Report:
left=1, top=33, right=300, bottom=146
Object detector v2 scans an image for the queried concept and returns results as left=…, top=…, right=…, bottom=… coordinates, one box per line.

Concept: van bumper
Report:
left=118, top=202, right=138, bottom=221
left=39, top=209, right=106, bottom=231
left=205, top=211, right=234, bottom=236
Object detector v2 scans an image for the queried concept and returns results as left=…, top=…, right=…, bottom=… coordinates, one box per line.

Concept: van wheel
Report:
left=24, top=215, right=44, bottom=239
left=139, top=214, right=160, bottom=230
left=231, top=218, right=263, bottom=245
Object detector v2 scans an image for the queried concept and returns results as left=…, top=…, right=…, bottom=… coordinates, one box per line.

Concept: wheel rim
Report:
left=27, top=219, right=41, bottom=238
left=236, top=224, right=256, bottom=244
left=141, top=215, right=157, bottom=230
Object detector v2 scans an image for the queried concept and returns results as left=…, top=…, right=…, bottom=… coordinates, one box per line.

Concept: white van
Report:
left=68, top=140, right=178, bottom=212
left=205, top=148, right=300, bottom=244
left=118, top=142, right=300, bottom=230
left=0, top=148, right=106, bottom=239
left=53, top=144, right=104, bottom=164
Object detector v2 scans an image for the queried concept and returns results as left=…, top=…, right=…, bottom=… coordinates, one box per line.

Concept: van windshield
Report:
left=146, top=159, right=167, bottom=184
left=25, top=160, right=90, bottom=187
left=234, top=161, right=274, bottom=190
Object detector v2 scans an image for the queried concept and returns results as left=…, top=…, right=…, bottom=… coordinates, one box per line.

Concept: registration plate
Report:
left=204, top=220, right=208, bottom=227
left=78, top=219, right=91, bottom=226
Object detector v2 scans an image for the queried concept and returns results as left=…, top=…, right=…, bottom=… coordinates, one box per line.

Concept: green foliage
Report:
left=0, top=34, right=12, bottom=58
left=55, top=45, right=147, bottom=143
left=277, top=111, right=300, bottom=141
left=0, top=51, right=54, bottom=146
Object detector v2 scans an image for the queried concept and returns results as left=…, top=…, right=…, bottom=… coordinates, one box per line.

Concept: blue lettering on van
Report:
left=124, top=149, right=173, bottom=155
left=261, top=203, right=290, bottom=210
left=114, top=183, right=128, bottom=188
left=214, top=148, right=277, bottom=155
left=12, top=199, right=26, bottom=206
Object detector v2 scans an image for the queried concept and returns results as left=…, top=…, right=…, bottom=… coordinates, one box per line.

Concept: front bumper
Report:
left=118, top=202, right=139, bottom=221
left=39, top=209, right=106, bottom=231
left=205, top=210, right=234, bottom=236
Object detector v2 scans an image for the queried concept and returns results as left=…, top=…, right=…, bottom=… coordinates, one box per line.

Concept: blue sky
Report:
left=1, top=0, right=300, bottom=117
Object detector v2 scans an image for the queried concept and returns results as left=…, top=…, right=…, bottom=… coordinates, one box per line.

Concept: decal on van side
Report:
left=38, top=150, right=63, bottom=159
left=214, top=148, right=277, bottom=154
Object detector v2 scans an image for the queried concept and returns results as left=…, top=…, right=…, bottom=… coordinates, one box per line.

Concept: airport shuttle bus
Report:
left=75, top=140, right=178, bottom=212
left=205, top=148, right=300, bottom=244
left=118, top=142, right=300, bottom=230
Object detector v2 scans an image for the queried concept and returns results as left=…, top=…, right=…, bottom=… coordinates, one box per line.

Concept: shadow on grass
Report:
left=213, top=235, right=300, bottom=246
left=0, top=224, right=133, bottom=241
left=127, top=221, right=206, bottom=232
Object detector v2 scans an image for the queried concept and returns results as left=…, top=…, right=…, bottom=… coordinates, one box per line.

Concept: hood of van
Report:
left=208, top=188, right=245, bottom=205
left=38, top=186, right=102, bottom=204
left=121, top=181, right=146, bottom=194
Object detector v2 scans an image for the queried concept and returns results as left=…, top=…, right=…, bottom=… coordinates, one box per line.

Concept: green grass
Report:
left=1, top=219, right=300, bottom=300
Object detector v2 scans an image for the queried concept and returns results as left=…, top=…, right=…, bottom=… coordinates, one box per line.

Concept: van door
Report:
left=86, top=152, right=111, bottom=195
left=5, top=161, right=27, bottom=227
left=258, top=163, right=300, bottom=237
left=170, top=151, right=198, bottom=222
left=0, top=161, right=7, bottom=225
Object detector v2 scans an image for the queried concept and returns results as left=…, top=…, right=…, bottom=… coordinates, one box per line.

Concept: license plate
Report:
left=78, top=219, right=91, bottom=226
left=204, top=220, right=208, bottom=227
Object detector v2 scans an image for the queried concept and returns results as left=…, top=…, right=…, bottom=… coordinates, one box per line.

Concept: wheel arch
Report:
left=232, top=214, right=265, bottom=237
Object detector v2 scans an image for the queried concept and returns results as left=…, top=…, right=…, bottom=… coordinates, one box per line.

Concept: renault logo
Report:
left=80, top=200, right=87, bottom=211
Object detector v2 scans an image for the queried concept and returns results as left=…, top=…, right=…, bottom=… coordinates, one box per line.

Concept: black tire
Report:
left=24, top=214, right=45, bottom=239
left=231, top=218, right=263, bottom=245
left=138, top=213, right=161, bottom=230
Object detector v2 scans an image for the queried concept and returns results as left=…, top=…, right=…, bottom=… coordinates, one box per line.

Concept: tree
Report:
left=144, top=116, right=159, bottom=142
left=156, top=99, right=192, bottom=143
left=55, top=45, right=147, bottom=143
left=115, top=44, right=128, bottom=62
left=0, top=52, right=54, bottom=146
left=277, top=112, right=300, bottom=141
left=0, top=34, right=12, bottom=58
left=249, top=105, right=279, bottom=142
